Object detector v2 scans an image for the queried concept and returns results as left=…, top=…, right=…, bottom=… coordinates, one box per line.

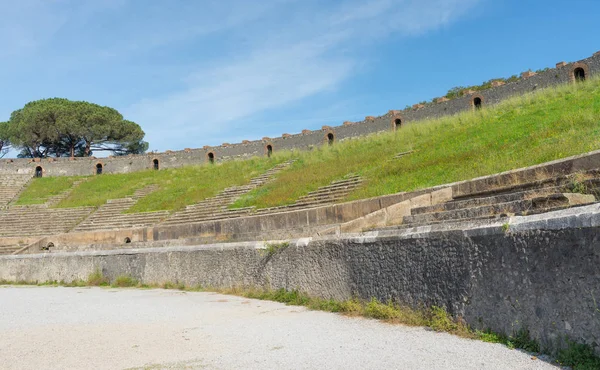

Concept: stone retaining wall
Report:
left=1, top=204, right=599, bottom=355
left=2, top=51, right=599, bottom=177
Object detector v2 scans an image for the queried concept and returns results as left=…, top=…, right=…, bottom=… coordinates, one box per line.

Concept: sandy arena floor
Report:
left=0, top=286, right=559, bottom=370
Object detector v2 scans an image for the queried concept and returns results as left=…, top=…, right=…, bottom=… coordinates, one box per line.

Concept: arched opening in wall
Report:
left=153, top=159, right=159, bottom=170
left=574, top=67, right=586, bottom=82
left=207, top=152, right=215, bottom=164
left=473, top=97, right=483, bottom=110
left=327, top=132, right=335, bottom=145
left=35, top=166, right=43, bottom=178
left=394, top=118, right=402, bottom=130
left=124, top=237, right=131, bottom=244
left=266, top=145, right=273, bottom=158
left=96, top=163, right=103, bottom=175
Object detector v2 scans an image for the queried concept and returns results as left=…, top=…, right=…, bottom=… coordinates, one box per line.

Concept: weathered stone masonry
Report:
left=1, top=204, right=599, bottom=355
left=2, top=51, right=599, bottom=177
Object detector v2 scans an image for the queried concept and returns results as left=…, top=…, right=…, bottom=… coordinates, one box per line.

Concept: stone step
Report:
left=403, top=193, right=590, bottom=225
left=77, top=214, right=168, bottom=226
left=411, top=186, right=564, bottom=216
left=162, top=210, right=253, bottom=224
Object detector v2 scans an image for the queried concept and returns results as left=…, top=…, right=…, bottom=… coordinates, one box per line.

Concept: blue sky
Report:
left=0, top=0, right=598, bottom=153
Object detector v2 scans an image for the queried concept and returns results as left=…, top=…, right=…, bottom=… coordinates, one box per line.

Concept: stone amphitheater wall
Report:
left=1, top=204, right=599, bottom=356
left=12, top=148, right=600, bottom=254
left=1, top=52, right=599, bottom=177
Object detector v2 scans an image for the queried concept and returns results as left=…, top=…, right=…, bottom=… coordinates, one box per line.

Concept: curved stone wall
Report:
left=2, top=51, right=599, bottom=177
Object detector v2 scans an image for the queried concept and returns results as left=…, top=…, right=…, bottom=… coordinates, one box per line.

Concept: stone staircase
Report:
left=0, top=174, right=33, bottom=208
left=380, top=171, right=600, bottom=230
left=0, top=205, right=95, bottom=237
left=71, top=185, right=168, bottom=232
left=254, top=175, right=364, bottom=215
left=161, top=161, right=295, bottom=226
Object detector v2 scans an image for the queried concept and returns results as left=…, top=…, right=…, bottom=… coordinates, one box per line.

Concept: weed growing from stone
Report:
left=262, top=241, right=290, bottom=257
left=87, top=268, right=109, bottom=286
left=557, top=339, right=600, bottom=370
left=112, top=275, right=139, bottom=288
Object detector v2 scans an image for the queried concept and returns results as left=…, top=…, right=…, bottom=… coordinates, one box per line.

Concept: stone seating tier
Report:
left=71, top=185, right=167, bottom=232
left=0, top=205, right=94, bottom=237
left=376, top=171, right=600, bottom=231
left=0, top=174, right=32, bottom=208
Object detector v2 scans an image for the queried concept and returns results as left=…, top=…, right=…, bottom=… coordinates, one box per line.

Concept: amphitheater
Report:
left=1, top=50, right=600, bottom=365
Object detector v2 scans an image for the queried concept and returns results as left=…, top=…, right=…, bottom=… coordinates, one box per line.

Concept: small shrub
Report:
left=364, top=298, right=400, bottom=320
left=87, top=268, right=109, bottom=286
left=557, top=340, right=600, bottom=370
left=429, top=306, right=458, bottom=332
left=509, top=328, right=540, bottom=353
left=112, top=275, right=139, bottom=288
left=262, top=241, right=290, bottom=257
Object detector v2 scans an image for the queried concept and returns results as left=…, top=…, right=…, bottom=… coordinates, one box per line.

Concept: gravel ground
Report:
left=0, top=286, right=560, bottom=370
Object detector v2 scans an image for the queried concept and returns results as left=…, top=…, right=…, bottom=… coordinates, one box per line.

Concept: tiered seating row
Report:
left=161, top=161, right=294, bottom=226
left=0, top=205, right=95, bottom=237
left=254, top=175, right=364, bottom=215
left=71, top=185, right=168, bottom=232
left=0, top=174, right=32, bottom=208
left=378, top=171, right=600, bottom=231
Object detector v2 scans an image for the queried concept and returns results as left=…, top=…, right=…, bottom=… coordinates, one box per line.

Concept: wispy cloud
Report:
left=125, top=0, right=481, bottom=150
left=0, top=0, right=481, bottom=151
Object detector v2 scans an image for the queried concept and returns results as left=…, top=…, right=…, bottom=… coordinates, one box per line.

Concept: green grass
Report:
left=232, top=77, right=600, bottom=209
left=15, top=176, right=82, bottom=205
left=51, top=156, right=290, bottom=212
left=14, top=77, right=600, bottom=212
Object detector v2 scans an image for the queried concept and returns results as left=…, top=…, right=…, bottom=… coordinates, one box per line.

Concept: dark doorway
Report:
left=266, top=145, right=273, bottom=158
left=35, top=166, right=43, bottom=178
left=208, top=152, right=215, bottom=164
left=327, top=133, right=334, bottom=145
left=153, top=159, right=159, bottom=170
left=96, top=163, right=103, bottom=175
left=473, top=97, right=482, bottom=110
left=394, top=118, right=402, bottom=130
left=574, top=67, right=586, bottom=82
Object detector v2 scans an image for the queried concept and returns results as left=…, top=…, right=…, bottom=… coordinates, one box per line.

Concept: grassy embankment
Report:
left=14, top=77, right=600, bottom=213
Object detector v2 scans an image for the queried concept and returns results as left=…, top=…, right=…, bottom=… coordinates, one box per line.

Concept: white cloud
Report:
left=0, top=0, right=481, bottom=151
left=124, top=0, right=481, bottom=150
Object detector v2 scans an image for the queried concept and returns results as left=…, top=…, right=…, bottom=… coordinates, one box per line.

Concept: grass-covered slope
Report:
left=232, top=78, right=600, bottom=209
left=17, top=157, right=289, bottom=211
left=15, top=176, right=82, bottom=205
left=14, top=78, right=600, bottom=213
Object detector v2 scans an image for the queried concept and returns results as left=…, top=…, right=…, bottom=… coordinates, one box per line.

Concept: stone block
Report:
left=282, top=133, right=292, bottom=138
left=301, top=129, right=311, bottom=134
left=430, top=188, right=453, bottom=205
left=385, top=200, right=411, bottom=225
left=343, top=121, right=353, bottom=126
left=562, top=193, right=596, bottom=206
left=556, top=61, right=567, bottom=68
left=410, top=193, right=432, bottom=208
left=490, top=80, right=505, bottom=87
left=365, top=116, right=375, bottom=122
left=521, top=71, right=536, bottom=78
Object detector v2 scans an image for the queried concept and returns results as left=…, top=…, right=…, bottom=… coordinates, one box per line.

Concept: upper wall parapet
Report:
left=2, top=51, right=599, bottom=177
